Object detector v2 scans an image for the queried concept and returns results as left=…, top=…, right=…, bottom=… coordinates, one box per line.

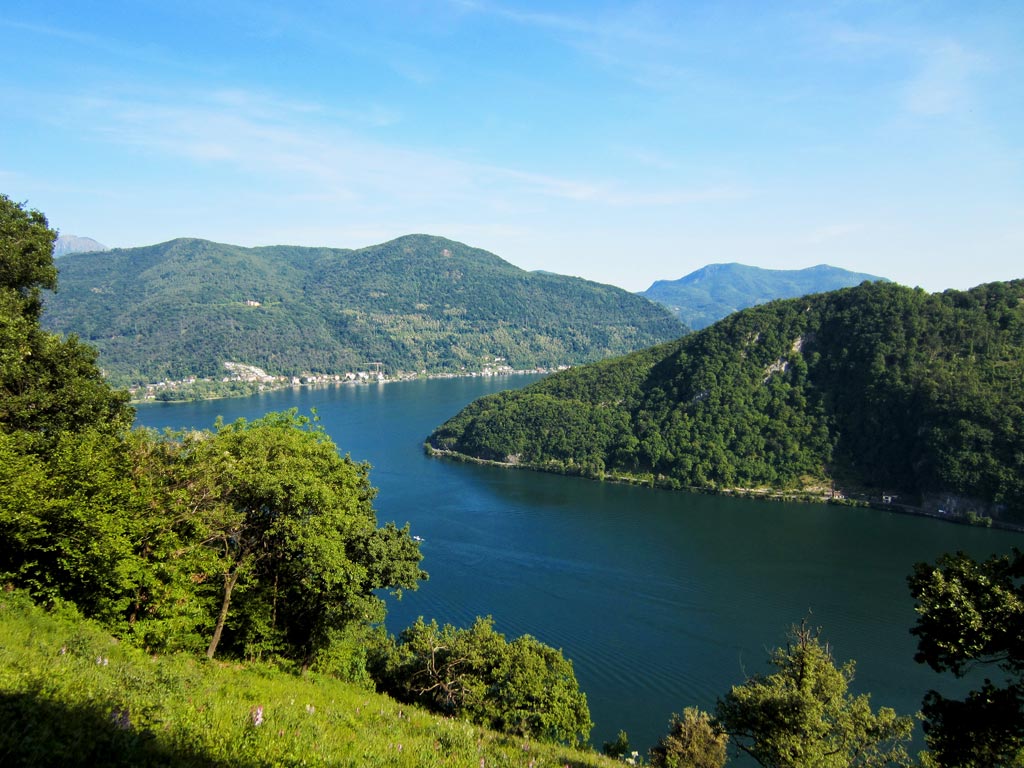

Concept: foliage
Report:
left=714, top=622, right=914, bottom=768
left=429, top=280, right=1024, bottom=519
left=908, top=549, right=1024, bottom=767
left=0, top=194, right=131, bottom=441
left=41, top=234, right=686, bottom=386
left=0, top=592, right=618, bottom=767
left=189, top=410, right=427, bottom=663
left=602, top=729, right=632, bottom=759
left=641, top=262, right=886, bottom=330
left=0, top=407, right=427, bottom=669
left=648, top=708, right=727, bottom=768
left=374, top=616, right=593, bottom=745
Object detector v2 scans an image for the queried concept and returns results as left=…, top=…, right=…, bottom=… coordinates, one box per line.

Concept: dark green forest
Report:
left=429, top=280, right=1024, bottom=521
left=41, top=235, right=685, bottom=386
left=640, top=262, right=886, bottom=330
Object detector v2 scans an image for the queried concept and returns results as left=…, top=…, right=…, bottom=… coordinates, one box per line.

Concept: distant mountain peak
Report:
left=54, top=235, right=108, bottom=257
left=641, top=262, right=888, bottom=330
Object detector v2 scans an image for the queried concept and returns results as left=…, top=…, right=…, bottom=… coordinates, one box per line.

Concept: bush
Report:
left=374, top=616, right=592, bottom=745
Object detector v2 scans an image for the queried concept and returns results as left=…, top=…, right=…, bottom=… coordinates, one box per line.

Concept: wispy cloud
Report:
left=818, top=14, right=991, bottom=120
left=449, top=0, right=694, bottom=85
left=904, top=40, right=987, bottom=116
left=50, top=82, right=734, bottom=216
left=0, top=16, right=101, bottom=46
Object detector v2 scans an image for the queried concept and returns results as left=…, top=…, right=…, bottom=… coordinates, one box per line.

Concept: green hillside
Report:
left=640, top=262, right=887, bottom=330
left=41, top=235, right=685, bottom=386
left=0, top=592, right=615, bottom=768
left=428, top=280, right=1024, bottom=522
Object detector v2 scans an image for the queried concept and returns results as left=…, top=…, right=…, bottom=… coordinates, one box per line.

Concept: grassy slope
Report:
left=0, top=593, right=616, bottom=768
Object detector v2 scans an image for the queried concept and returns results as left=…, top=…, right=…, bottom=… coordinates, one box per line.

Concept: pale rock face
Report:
left=54, top=235, right=108, bottom=257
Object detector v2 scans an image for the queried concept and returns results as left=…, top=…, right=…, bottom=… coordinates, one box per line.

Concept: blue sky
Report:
left=2, top=1, right=1021, bottom=292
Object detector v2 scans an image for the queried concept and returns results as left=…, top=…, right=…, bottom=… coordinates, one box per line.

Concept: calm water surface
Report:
left=135, top=376, right=1020, bottom=753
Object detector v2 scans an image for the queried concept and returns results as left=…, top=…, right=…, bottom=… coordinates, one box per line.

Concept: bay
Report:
left=135, top=375, right=1019, bottom=754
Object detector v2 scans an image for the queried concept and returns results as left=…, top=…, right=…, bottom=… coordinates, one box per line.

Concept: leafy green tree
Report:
left=376, top=616, right=592, bottom=745
left=195, top=410, right=426, bottom=664
left=715, top=622, right=914, bottom=768
left=648, top=708, right=727, bottom=768
left=908, top=549, right=1024, bottom=767
left=0, top=194, right=131, bottom=441
left=0, top=426, right=218, bottom=651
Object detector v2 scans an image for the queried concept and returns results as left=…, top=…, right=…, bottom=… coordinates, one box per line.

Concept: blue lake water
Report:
left=135, top=375, right=1020, bottom=754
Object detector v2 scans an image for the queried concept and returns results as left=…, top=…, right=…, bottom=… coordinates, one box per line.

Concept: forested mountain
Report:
left=429, top=280, right=1024, bottom=521
left=42, top=235, right=685, bottom=386
left=640, top=262, right=887, bottom=330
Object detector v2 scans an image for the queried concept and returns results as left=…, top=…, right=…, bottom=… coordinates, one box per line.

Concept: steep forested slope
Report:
left=429, top=280, right=1024, bottom=520
left=641, top=262, right=886, bottom=329
left=42, top=235, right=685, bottom=385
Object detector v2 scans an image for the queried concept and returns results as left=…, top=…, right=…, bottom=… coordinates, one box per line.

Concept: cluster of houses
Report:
left=128, top=357, right=565, bottom=401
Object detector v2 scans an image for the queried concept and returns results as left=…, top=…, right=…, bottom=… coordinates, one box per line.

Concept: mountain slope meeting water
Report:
left=42, top=234, right=685, bottom=386
left=429, top=280, right=1024, bottom=523
left=641, top=262, right=887, bottom=330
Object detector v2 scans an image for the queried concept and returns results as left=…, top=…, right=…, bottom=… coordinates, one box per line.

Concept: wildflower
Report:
left=251, top=705, right=264, bottom=727
left=110, top=707, right=131, bottom=730
left=305, top=703, right=315, bottom=714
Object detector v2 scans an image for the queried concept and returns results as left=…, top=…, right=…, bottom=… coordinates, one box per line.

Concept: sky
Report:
left=1, top=1, right=1022, bottom=293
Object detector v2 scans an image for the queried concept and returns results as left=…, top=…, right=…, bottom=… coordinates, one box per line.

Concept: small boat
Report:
left=412, top=535, right=425, bottom=543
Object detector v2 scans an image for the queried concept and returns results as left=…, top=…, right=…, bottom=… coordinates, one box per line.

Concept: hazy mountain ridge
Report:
left=428, top=280, right=1024, bottom=521
left=641, top=262, right=888, bottom=330
left=54, top=234, right=107, bottom=256
left=41, top=234, right=686, bottom=386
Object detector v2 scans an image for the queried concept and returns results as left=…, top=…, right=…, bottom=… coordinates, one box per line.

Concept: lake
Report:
left=135, top=375, right=1019, bottom=754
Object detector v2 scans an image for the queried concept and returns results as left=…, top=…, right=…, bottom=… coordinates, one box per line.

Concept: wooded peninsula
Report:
left=428, top=280, right=1024, bottom=526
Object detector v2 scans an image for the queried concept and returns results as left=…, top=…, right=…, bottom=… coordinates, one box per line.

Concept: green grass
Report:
left=0, top=592, right=619, bottom=767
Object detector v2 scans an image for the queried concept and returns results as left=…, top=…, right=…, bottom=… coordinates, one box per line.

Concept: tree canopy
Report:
left=195, top=410, right=427, bottom=663
left=373, top=615, right=592, bottom=745
left=0, top=194, right=131, bottom=442
left=908, top=548, right=1024, bottom=766
left=714, top=622, right=914, bottom=768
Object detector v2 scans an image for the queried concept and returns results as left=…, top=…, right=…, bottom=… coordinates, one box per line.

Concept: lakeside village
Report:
left=128, top=359, right=568, bottom=403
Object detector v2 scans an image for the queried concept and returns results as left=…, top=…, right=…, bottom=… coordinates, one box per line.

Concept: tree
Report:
left=715, top=622, right=914, bottom=768
left=194, top=410, right=426, bottom=664
left=908, top=549, right=1024, bottom=767
left=0, top=425, right=220, bottom=651
left=0, top=194, right=131, bottom=441
left=648, top=708, right=727, bottom=768
left=376, top=616, right=592, bottom=745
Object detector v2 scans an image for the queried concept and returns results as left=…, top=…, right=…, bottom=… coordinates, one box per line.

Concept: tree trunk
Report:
left=206, top=570, right=239, bottom=659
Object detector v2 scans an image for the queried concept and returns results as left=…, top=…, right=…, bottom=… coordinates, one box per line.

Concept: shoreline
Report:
left=424, top=445, right=1024, bottom=533
left=129, top=366, right=555, bottom=405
